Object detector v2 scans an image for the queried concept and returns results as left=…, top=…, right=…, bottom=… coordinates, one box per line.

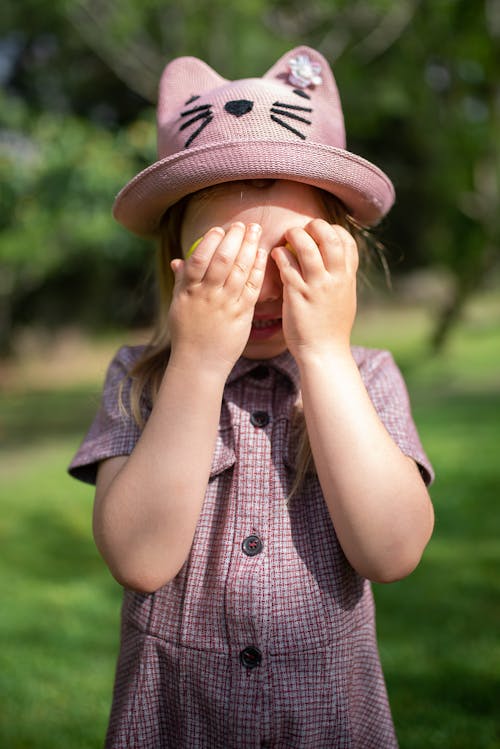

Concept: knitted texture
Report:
left=113, top=46, right=395, bottom=237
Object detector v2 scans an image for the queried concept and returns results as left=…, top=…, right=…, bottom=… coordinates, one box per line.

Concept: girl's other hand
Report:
left=271, top=220, right=358, bottom=361
left=169, top=222, right=267, bottom=376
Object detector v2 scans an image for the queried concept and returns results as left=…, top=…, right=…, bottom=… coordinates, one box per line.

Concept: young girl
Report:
left=69, top=46, right=434, bottom=748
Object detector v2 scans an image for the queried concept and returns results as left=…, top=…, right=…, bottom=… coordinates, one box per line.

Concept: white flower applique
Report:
left=287, top=54, right=323, bottom=89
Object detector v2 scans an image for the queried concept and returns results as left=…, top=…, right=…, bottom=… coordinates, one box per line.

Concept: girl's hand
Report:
left=168, top=222, right=267, bottom=375
left=272, top=220, right=359, bottom=361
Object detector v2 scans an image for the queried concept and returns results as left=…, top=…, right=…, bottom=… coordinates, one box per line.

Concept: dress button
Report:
left=240, top=646, right=262, bottom=669
left=242, top=535, right=263, bottom=556
left=250, top=410, right=270, bottom=428
left=250, top=365, right=270, bottom=380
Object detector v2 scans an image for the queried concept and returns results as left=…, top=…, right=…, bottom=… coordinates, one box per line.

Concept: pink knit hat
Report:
left=113, top=46, right=395, bottom=236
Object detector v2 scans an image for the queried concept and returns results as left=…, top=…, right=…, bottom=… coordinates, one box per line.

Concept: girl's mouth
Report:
left=249, top=317, right=282, bottom=340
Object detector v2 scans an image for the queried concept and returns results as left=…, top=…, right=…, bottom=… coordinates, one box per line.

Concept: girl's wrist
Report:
left=292, top=341, right=354, bottom=372
left=168, top=345, right=234, bottom=384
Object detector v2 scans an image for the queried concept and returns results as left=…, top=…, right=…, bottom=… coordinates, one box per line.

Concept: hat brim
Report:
left=113, top=140, right=395, bottom=237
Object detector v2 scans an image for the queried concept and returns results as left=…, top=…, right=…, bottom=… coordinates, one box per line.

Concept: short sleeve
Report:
left=68, top=345, right=146, bottom=485
left=353, top=347, right=435, bottom=486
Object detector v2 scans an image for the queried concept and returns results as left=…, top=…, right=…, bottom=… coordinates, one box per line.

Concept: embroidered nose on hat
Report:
left=113, top=45, right=395, bottom=237
left=224, top=99, right=254, bottom=117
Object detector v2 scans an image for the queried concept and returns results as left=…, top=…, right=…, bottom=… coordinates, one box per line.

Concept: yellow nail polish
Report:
left=285, top=242, right=297, bottom=256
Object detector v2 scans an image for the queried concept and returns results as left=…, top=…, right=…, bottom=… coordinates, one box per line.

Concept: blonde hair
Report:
left=126, top=180, right=380, bottom=498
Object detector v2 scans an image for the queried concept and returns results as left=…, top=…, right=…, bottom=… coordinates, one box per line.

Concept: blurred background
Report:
left=1, top=1, right=499, bottom=747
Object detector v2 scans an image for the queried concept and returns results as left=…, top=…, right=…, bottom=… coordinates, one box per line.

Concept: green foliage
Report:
left=0, top=86, right=157, bottom=345
left=1, top=0, right=498, bottom=348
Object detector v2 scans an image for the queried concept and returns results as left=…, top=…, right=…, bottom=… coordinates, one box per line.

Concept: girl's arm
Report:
left=295, top=349, right=433, bottom=583
left=273, top=220, right=434, bottom=583
left=94, top=362, right=226, bottom=593
left=93, top=222, right=266, bottom=593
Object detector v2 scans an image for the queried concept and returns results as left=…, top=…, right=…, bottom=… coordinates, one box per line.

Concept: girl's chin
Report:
left=243, top=322, right=287, bottom=359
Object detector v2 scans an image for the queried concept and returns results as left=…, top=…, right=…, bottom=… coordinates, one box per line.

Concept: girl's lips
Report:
left=249, top=317, right=282, bottom=340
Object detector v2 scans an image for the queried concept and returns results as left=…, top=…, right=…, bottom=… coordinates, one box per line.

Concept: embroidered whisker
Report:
left=270, top=108, right=312, bottom=126
left=179, top=112, right=212, bottom=131
left=184, top=116, right=213, bottom=147
left=180, top=104, right=212, bottom=118
left=270, top=115, right=307, bottom=140
left=292, top=89, right=311, bottom=99
left=184, top=95, right=201, bottom=105
left=272, top=101, right=312, bottom=113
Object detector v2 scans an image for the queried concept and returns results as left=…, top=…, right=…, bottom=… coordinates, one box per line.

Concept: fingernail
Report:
left=248, top=223, right=262, bottom=236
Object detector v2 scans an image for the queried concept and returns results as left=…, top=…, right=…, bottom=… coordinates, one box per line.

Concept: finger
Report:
left=224, top=223, right=262, bottom=293
left=285, top=226, right=325, bottom=281
left=271, top=246, right=307, bottom=290
left=185, top=236, right=203, bottom=259
left=183, top=227, right=226, bottom=283
left=170, top=258, right=184, bottom=275
left=203, top=222, right=246, bottom=286
left=239, top=248, right=268, bottom=305
left=307, top=221, right=359, bottom=274
left=170, top=258, right=185, bottom=287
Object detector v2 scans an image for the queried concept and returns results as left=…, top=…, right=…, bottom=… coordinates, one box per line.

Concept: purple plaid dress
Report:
left=69, top=345, right=433, bottom=749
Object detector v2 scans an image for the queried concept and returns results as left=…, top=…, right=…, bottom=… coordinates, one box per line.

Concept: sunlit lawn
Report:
left=1, top=293, right=499, bottom=748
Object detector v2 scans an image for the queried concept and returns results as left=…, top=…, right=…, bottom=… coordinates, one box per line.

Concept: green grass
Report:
left=374, top=385, right=500, bottom=748
left=354, top=296, right=500, bottom=749
left=1, top=297, right=499, bottom=748
left=0, top=440, right=122, bottom=749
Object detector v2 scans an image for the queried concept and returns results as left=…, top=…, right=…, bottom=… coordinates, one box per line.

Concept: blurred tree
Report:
left=0, top=0, right=156, bottom=351
left=0, top=0, right=498, bottom=351
left=0, top=88, right=157, bottom=347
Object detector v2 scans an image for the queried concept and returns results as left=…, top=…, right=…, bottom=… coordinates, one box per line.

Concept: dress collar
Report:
left=227, top=350, right=300, bottom=391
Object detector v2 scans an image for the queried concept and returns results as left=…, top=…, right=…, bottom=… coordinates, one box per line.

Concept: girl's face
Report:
left=180, top=179, right=329, bottom=359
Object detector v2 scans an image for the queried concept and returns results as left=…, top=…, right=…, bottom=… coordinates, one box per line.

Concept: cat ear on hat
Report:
left=264, top=45, right=340, bottom=96
left=264, top=45, right=346, bottom=148
left=157, top=56, right=227, bottom=123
